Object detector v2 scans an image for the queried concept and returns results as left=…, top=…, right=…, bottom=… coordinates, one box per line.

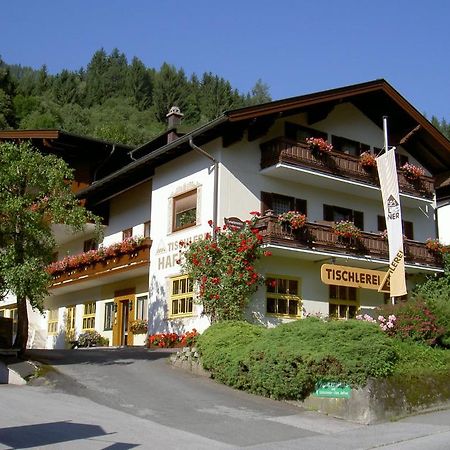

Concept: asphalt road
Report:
left=1, top=347, right=450, bottom=449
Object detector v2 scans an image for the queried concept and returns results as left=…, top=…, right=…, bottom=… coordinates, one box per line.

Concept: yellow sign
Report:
left=321, top=264, right=389, bottom=292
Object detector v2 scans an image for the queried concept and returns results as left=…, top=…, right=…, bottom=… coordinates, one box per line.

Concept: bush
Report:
left=78, top=330, right=109, bottom=347
left=414, top=258, right=450, bottom=347
left=376, top=299, right=444, bottom=346
left=197, top=319, right=398, bottom=400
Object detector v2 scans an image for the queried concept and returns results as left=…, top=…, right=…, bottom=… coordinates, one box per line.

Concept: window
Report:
left=331, top=135, right=370, bottom=156
left=47, top=309, right=58, bottom=335
left=266, top=276, right=302, bottom=317
left=83, top=239, right=98, bottom=252
left=173, top=190, right=197, bottom=231
left=285, top=122, right=327, bottom=143
left=377, top=215, right=414, bottom=240
left=104, top=302, right=114, bottom=331
left=66, top=306, right=76, bottom=332
left=136, top=295, right=148, bottom=321
left=83, top=302, right=96, bottom=330
left=329, top=285, right=358, bottom=319
left=122, top=228, right=133, bottom=240
left=170, top=276, right=193, bottom=317
left=0, top=309, right=4, bottom=317
left=324, top=204, right=364, bottom=229
left=10, top=308, right=18, bottom=335
left=144, top=221, right=151, bottom=238
left=261, top=192, right=307, bottom=216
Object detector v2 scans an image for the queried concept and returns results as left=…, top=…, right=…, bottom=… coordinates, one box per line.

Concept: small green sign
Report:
left=313, top=381, right=352, bottom=399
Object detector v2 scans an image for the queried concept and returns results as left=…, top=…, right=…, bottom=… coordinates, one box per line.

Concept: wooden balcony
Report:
left=260, top=138, right=435, bottom=200
left=50, top=239, right=151, bottom=288
left=256, top=215, right=442, bottom=268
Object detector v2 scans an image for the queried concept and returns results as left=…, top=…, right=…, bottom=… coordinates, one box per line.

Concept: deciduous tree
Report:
left=0, top=141, right=100, bottom=351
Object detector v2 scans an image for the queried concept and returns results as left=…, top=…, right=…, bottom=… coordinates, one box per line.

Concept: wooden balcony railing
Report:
left=255, top=214, right=442, bottom=268
left=50, top=238, right=151, bottom=288
left=260, top=137, right=435, bottom=199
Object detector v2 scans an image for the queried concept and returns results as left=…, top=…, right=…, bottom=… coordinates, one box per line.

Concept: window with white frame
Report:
left=135, top=295, right=148, bottom=321
left=169, top=276, right=193, bottom=317
left=104, top=302, right=114, bottom=331
left=266, top=276, right=302, bottom=317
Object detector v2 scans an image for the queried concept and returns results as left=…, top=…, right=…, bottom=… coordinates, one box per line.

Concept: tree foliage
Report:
left=0, top=141, right=100, bottom=351
left=1, top=48, right=272, bottom=145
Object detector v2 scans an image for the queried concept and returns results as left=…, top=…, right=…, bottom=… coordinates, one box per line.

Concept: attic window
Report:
left=173, top=190, right=197, bottom=231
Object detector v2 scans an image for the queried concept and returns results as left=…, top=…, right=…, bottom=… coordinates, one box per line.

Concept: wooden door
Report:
left=112, top=290, right=135, bottom=346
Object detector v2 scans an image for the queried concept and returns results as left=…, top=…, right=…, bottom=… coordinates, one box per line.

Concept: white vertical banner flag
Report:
left=376, top=149, right=407, bottom=297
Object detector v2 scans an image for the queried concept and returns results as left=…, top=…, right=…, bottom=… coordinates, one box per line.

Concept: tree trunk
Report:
left=13, top=295, right=29, bottom=353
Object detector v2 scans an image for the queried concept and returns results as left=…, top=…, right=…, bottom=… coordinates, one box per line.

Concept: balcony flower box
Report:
left=279, top=211, right=307, bottom=231
left=47, top=236, right=147, bottom=276
left=305, top=137, right=333, bottom=157
left=359, top=151, right=377, bottom=170
left=401, top=163, right=425, bottom=182
left=425, top=238, right=450, bottom=255
left=332, top=220, right=362, bottom=239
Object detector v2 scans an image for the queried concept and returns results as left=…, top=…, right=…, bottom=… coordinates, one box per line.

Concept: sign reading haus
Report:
left=321, top=264, right=389, bottom=292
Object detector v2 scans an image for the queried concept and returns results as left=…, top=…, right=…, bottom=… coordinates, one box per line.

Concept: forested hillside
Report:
left=0, top=48, right=271, bottom=145
left=1, top=48, right=449, bottom=146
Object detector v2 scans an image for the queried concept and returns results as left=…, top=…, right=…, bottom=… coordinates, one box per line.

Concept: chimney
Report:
left=166, top=106, right=184, bottom=143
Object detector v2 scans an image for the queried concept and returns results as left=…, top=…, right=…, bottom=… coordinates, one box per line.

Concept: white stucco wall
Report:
left=437, top=203, right=450, bottom=244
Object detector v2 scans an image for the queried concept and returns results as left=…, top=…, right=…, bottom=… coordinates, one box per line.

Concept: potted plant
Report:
left=129, top=319, right=148, bottom=334
left=332, top=220, right=361, bottom=239
left=401, top=162, right=425, bottom=181
left=278, top=211, right=307, bottom=231
left=359, top=151, right=377, bottom=170
left=305, top=137, right=333, bottom=156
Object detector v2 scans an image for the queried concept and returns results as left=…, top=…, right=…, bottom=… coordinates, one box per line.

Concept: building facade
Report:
left=2, top=80, right=450, bottom=348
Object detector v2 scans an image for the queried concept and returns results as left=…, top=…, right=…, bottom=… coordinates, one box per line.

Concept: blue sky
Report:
left=2, top=0, right=449, bottom=119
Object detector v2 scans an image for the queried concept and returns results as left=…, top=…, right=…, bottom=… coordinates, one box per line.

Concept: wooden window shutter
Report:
left=295, top=199, right=307, bottom=215
left=323, top=204, right=334, bottom=221
left=353, top=211, right=364, bottom=230
left=261, top=191, right=273, bottom=215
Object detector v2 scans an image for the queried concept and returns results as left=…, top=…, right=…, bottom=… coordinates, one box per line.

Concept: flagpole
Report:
left=382, top=116, right=396, bottom=306
left=383, top=116, right=390, bottom=153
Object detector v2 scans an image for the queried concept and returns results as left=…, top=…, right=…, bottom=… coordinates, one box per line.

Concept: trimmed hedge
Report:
left=197, top=319, right=399, bottom=400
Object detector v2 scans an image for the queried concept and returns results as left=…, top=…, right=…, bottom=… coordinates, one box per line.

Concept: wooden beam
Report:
left=399, top=124, right=421, bottom=145
left=248, top=117, right=275, bottom=142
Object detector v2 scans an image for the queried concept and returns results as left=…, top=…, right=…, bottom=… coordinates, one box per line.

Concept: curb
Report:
left=0, top=359, right=38, bottom=385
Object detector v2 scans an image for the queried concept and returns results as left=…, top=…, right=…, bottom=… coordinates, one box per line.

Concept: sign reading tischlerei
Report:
left=321, top=264, right=389, bottom=292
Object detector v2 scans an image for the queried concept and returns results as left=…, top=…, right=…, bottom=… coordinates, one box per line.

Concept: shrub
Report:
left=78, top=330, right=109, bottom=347
left=181, top=214, right=268, bottom=322
left=414, top=259, right=450, bottom=347
left=197, top=319, right=398, bottom=400
left=376, top=299, right=444, bottom=346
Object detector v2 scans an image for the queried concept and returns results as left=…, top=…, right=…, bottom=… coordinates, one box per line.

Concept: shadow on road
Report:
left=0, top=420, right=138, bottom=449
left=25, top=347, right=174, bottom=367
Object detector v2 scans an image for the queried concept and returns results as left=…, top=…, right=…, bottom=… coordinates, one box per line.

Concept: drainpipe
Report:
left=188, top=137, right=219, bottom=240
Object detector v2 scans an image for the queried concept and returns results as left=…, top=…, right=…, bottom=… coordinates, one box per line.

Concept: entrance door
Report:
left=112, top=290, right=135, bottom=346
